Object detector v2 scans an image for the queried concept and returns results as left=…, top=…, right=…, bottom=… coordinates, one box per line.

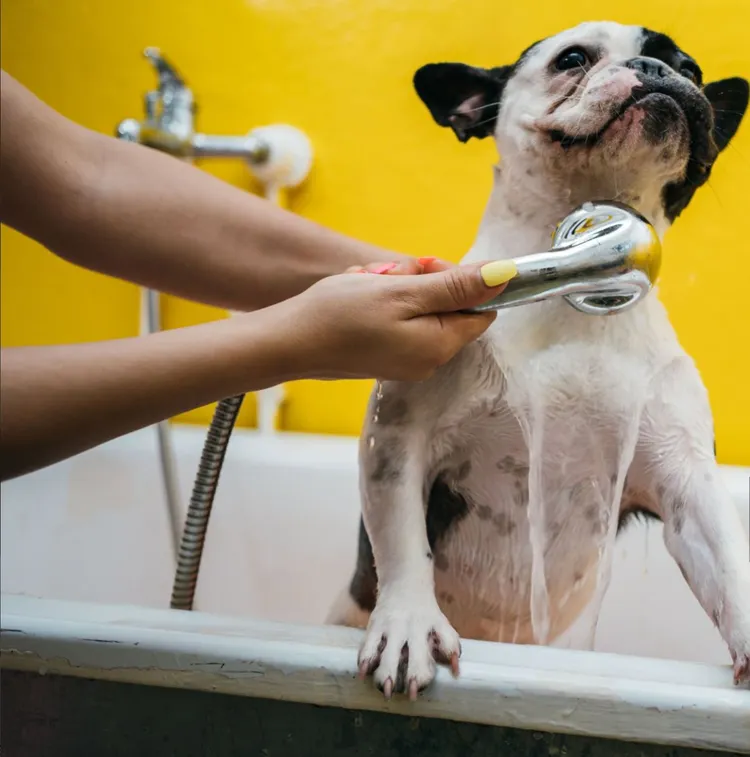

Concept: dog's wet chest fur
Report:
left=336, top=20, right=749, bottom=694
left=351, top=307, right=666, bottom=642
left=422, top=393, right=658, bottom=641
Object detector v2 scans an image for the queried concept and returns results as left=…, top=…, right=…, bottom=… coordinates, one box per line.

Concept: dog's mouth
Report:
left=548, top=89, right=684, bottom=149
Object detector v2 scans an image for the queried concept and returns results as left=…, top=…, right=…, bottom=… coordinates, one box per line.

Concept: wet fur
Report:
left=327, top=21, right=750, bottom=695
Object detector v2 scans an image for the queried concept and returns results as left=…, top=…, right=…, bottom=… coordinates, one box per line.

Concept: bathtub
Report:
left=2, top=425, right=749, bottom=754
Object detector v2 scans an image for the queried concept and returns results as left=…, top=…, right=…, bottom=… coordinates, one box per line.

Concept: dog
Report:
left=327, top=21, right=750, bottom=699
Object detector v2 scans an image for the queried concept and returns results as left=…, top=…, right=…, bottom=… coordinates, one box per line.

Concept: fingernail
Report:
left=418, top=256, right=436, bottom=265
left=479, top=260, right=518, bottom=287
left=371, top=263, right=398, bottom=274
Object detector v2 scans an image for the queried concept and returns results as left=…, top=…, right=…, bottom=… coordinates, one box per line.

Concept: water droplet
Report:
left=372, top=380, right=384, bottom=423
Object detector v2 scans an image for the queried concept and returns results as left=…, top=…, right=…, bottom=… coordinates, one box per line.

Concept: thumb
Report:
left=402, top=260, right=518, bottom=314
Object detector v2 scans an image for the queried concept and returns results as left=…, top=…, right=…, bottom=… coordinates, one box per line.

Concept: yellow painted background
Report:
left=1, top=0, right=748, bottom=464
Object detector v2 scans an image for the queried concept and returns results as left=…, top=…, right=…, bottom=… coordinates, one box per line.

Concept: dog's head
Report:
left=414, top=22, right=748, bottom=224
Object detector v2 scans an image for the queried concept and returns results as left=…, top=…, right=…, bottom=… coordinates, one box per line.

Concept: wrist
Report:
left=224, top=301, right=317, bottom=387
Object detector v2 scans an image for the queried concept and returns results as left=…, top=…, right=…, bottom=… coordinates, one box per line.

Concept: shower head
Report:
left=469, top=201, right=662, bottom=315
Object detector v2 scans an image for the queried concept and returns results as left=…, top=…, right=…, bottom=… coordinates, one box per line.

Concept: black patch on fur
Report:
left=348, top=519, right=377, bottom=611
left=376, top=396, right=409, bottom=426
left=492, top=512, right=515, bottom=536
left=668, top=496, right=687, bottom=534
left=638, top=28, right=749, bottom=221
left=617, top=506, right=661, bottom=534
left=704, top=78, right=749, bottom=151
left=439, top=591, right=455, bottom=605
left=348, top=472, right=471, bottom=609
left=413, top=62, right=514, bottom=142
left=426, top=475, right=472, bottom=550
left=412, top=40, right=543, bottom=144
left=434, top=552, right=450, bottom=571
left=640, top=30, right=704, bottom=86
left=496, top=456, right=529, bottom=475
left=476, top=504, right=492, bottom=521
left=369, top=445, right=403, bottom=484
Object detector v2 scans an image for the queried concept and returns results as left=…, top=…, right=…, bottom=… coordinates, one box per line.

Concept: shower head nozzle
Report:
left=470, top=201, right=662, bottom=315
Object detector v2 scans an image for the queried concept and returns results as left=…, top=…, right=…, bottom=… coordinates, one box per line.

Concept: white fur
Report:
left=328, top=21, right=750, bottom=695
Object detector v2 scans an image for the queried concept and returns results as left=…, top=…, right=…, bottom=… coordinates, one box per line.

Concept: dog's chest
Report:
left=430, top=414, right=611, bottom=606
left=426, top=304, right=672, bottom=643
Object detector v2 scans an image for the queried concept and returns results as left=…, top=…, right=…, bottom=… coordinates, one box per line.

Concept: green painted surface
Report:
left=1, top=671, right=737, bottom=757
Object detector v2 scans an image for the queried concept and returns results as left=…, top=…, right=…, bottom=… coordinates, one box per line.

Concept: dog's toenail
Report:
left=383, top=678, right=393, bottom=699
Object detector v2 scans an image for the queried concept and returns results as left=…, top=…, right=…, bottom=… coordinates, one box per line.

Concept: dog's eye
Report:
left=680, top=62, right=701, bottom=85
left=555, top=47, right=590, bottom=72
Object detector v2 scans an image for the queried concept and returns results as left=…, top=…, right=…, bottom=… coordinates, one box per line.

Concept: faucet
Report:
left=116, top=49, right=313, bottom=570
left=116, top=48, right=270, bottom=164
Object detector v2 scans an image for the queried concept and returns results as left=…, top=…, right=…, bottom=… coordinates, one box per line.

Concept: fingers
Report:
left=438, top=311, right=497, bottom=355
left=345, top=263, right=399, bottom=274
left=347, top=261, right=416, bottom=275
left=397, top=261, right=517, bottom=315
left=417, top=257, right=454, bottom=274
left=345, top=257, right=454, bottom=277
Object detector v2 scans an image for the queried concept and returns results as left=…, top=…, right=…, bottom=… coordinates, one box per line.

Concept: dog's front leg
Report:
left=356, top=381, right=462, bottom=700
left=641, top=358, right=750, bottom=684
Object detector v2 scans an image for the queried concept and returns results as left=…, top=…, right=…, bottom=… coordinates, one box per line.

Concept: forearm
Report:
left=0, top=309, right=304, bottom=481
left=0, top=71, right=407, bottom=311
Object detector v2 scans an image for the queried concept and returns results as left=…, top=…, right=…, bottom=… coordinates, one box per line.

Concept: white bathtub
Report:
left=2, top=425, right=749, bottom=752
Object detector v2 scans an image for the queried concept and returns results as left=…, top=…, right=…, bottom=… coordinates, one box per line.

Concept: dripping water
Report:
left=368, top=380, right=384, bottom=451
left=500, top=332, right=652, bottom=648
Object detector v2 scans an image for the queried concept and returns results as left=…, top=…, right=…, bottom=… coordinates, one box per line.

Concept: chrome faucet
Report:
left=116, top=49, right=313, bottom=576
left=116, top=48, right=270, bottom=164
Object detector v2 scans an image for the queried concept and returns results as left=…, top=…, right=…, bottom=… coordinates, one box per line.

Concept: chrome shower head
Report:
left=470, top=201, right=662, bottom=315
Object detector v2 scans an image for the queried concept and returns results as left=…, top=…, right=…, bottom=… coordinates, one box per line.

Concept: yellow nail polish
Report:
left=480, top=260, right=518, bottom=287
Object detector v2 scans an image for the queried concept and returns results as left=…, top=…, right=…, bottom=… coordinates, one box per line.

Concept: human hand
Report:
left=282, top=260, right=517, bottom=381
left=344, top=256, right=454, bottom=276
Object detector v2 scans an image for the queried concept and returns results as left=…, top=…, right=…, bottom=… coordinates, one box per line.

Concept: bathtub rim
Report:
left=1, top=594, right=748, bottom=753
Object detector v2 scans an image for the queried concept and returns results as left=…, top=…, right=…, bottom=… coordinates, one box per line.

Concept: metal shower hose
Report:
left=169, top=394, right=245, bottom=611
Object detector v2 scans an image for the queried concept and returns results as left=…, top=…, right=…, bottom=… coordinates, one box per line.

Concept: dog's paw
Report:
left=725, top=613, right=750, bottom=686
left=731, top=649, right=750, bottom=686
left=357, top=593, right=461, bottom=700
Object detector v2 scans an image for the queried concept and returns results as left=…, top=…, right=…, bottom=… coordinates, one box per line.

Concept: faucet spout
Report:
left=116, top=47, right=272, bottom=167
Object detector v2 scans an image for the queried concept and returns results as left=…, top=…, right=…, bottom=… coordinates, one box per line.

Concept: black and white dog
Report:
left=327, top=21, right=750, bottom=698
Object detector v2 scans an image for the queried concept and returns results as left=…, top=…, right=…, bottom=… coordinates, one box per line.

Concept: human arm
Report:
left=0, top=70, right=418, bottom=312
left=0, top=261, right=514, bottom=481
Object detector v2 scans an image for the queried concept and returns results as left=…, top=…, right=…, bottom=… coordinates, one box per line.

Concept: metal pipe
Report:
left=191, top=134, right=270, bottom=162
left=147, top=290, right=184, bottom=562
left=144, top=288, right=183, bottom=564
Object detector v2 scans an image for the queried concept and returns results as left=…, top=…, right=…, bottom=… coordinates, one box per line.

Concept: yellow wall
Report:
left=2, top=0, right=748, bottom=464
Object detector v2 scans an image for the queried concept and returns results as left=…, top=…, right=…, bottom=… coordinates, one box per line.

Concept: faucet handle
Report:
left=143, top=47, right=186, bottom=91
left=141, top=47, right=194, bottom=132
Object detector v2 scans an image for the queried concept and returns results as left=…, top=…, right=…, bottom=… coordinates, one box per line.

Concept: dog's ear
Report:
left=703, top=77, right=749, bottom=152
left=413, top=63, right=513, bottom=143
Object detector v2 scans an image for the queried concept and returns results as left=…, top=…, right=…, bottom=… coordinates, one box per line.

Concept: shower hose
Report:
left=169, top=394, right=245, bottom=611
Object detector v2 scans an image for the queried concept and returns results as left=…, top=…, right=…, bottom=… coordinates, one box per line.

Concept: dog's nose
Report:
left=625, top=57, right=671, bottom=78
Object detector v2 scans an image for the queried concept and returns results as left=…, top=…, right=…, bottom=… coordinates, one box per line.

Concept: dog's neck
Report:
left=464, top=161, right=669, bottom=264
left=463, top=158, right=677, bottom=359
